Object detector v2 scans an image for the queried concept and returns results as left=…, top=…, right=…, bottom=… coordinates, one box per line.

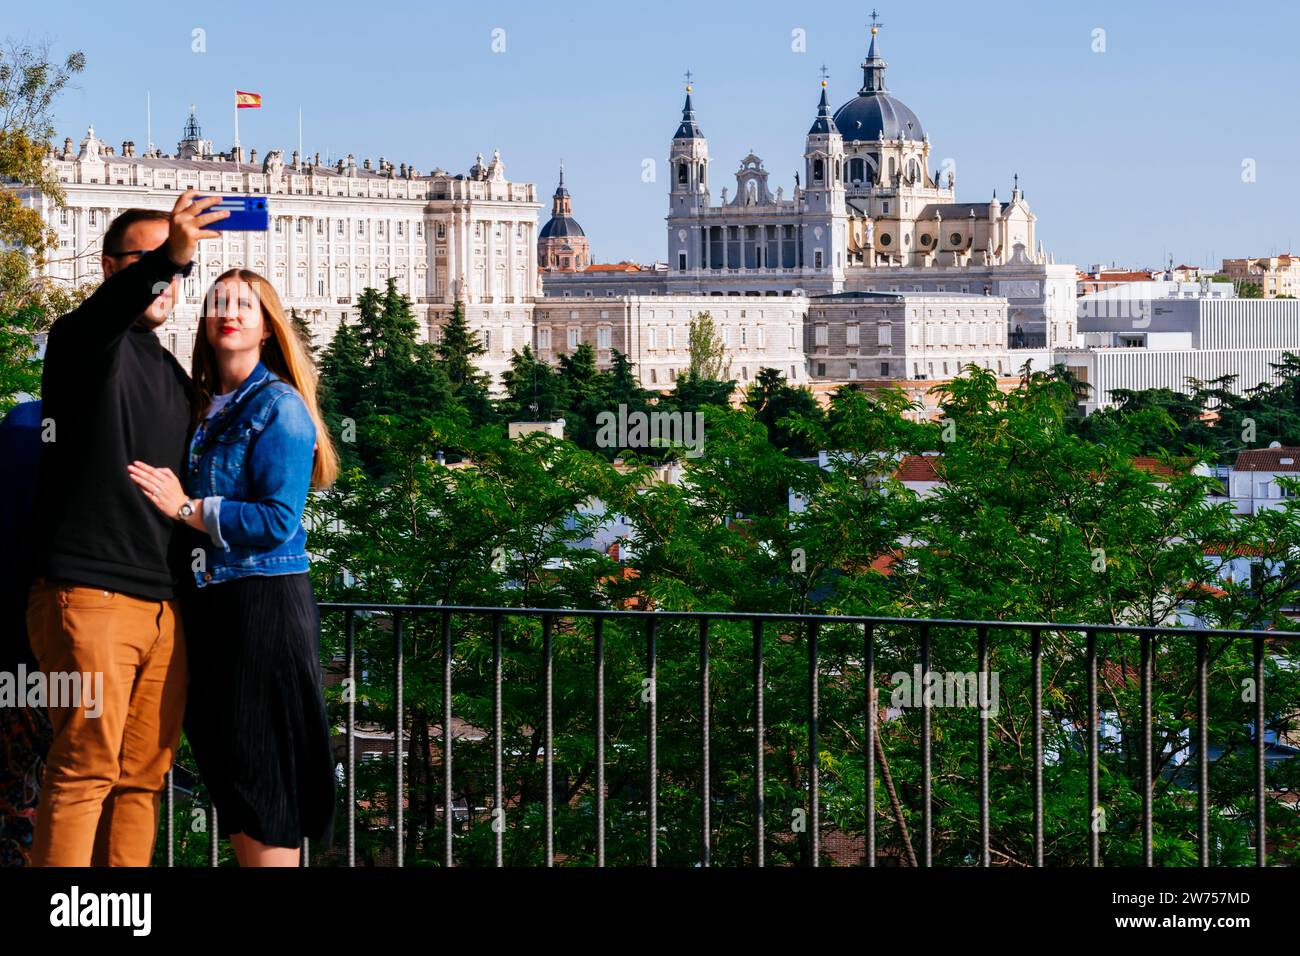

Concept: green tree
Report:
left=743, top=366, right=825, bottom=456
left=318, top=279, right=457, bottom=476
left=435, top=299, right=495, bottom=425
left=686, top=310, right=730, bottom=381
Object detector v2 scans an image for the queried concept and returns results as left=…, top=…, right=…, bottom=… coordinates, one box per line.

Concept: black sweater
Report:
left=34, top=246, right=195, bottom=600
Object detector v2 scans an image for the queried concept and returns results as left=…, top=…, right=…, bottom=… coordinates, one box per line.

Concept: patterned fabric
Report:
left=0, top=705, right=52, bottom=867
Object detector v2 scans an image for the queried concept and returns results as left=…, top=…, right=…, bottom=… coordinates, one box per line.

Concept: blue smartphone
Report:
left=199, top=195, right=269, bottom=231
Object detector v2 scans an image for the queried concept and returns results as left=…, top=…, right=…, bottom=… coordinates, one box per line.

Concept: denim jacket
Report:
left=186, top=361, right=316, bottom=587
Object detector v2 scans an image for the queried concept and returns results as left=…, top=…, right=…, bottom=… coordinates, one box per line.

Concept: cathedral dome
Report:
left=832, top=91, right=924, bottom=143
left=539, top=215, right=585, bottom=239
left=539, top=167, right=585, bottom=238
left=833, top=26, right=925, bottom=143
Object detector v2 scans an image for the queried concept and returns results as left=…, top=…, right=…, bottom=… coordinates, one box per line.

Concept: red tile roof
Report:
left=1234, top=448, right=1300, bottom=472
left=1130, top=456, right=1195, bottom=478
left=894, top=454, right=942, bottom=483
left=582, top=262, right=643, bottom=273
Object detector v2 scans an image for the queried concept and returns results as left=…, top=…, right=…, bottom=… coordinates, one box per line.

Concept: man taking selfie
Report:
left=26, top=190, right=227, bottom=866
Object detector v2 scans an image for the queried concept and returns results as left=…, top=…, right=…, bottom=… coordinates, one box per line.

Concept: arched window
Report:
left=849, top=158, right=865, bottom=183
left=813, top=158, right=824, bottom=182
left=677, top=162, right=689, bottom=185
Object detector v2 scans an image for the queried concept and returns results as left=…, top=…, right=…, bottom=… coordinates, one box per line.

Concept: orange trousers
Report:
left=25, top=579, right=187, bottom=867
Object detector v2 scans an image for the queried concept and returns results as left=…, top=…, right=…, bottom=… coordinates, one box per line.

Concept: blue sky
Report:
left=18, top=0, right=1299, bottom=271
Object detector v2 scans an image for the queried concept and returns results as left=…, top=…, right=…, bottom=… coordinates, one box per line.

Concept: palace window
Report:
left=337, top=221, right=345, bottom=236
left=568, top=327, right=580, bottom=350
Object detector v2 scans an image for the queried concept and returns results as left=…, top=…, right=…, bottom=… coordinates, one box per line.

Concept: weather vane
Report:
left=870, top=9, right=883, bottom=34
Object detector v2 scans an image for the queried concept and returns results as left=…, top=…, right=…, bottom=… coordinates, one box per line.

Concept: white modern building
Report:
left=1056, top=281, right=1300, bottom=413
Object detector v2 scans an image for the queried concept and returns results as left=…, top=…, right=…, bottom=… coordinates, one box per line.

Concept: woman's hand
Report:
left=128, top=461, right=190, bottom=520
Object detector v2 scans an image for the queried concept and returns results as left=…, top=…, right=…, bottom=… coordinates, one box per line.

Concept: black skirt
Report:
left=181, top=572, right=335, bottom=850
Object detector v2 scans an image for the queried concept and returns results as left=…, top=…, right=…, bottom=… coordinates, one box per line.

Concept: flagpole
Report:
left=298, top=107, right=303, bottom=166
left=146, top=91, right=152, bottom=155
left=234, top=95, right=240, bottom=169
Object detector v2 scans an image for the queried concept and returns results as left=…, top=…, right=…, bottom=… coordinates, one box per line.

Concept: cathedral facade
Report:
left=542, top=23, right=1078, bottom=372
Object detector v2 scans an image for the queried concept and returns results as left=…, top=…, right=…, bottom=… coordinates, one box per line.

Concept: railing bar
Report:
left=165, top=768, right=174, bottom=868
left=1141, top=632, right=1153, bottom=867
left=209, top=804, right=218, bottom=867
left=977, top=624, right=989, bottom=868
left=493, top=613, right=504, bottom=868
left=314, top=604, right=1298, bottom=642
left=442, top=609, right=453, bottom=868
left=345, top=609, right=356, bottom=868
left=544, top=613, right=554, bottom=867
left=700, top=618, right=711, bottom=868
left=920, top=623, right=931, bottom=868
left=1197, top=632, right=1208, bottom=868
left=865, top=622, right=875, bottom=868
left=808, top=619, right=820, bottom=868
left=594, top=615, right=606, bottom=868
left=1032, top=626, right=1043, bottom=868
left=394, top=610, right=404, bottom=868
left=1255, top=636, right=1267, bottom=868
left=647, top=617, right=658, bottom=867
left=1088, top=629, right=1099, bottom=869
left=753, top=618, right=765, bottom=868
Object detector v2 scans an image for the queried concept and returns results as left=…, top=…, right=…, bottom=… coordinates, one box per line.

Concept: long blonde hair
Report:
left=193, top=269, right=338, bottom=488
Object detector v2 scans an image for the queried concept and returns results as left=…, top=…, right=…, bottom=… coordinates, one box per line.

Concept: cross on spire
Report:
left=684, top=69, right=693, bottom=92
left=870, top=8, right=883, bottom=33
left=819, top=64, right=830, bottom=87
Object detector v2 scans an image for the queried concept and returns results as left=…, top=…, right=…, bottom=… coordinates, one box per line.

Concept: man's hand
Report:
left=163, top=189, right=229, bottom=267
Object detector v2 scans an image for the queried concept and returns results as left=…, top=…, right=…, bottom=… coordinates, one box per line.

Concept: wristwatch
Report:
left=177, top=499, right=195, bottom=520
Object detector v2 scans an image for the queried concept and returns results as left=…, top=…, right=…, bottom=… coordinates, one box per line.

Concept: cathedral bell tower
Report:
left=802, top=75, right=847, bottom=283
left=668, top=75, right=709, bottom=273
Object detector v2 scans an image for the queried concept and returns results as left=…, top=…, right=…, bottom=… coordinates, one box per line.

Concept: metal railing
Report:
left=160, top=605, right=1297, bottom=868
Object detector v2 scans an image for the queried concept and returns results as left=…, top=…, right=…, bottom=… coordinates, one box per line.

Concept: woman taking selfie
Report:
left=129, top=269, right=338, bottom=866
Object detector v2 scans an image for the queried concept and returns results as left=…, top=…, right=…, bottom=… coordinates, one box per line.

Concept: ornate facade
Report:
left=23, top=111, right=541, bottom=380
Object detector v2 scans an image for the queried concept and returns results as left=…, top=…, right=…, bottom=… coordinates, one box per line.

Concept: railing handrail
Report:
left=316, top=602, right=1298, bottom=642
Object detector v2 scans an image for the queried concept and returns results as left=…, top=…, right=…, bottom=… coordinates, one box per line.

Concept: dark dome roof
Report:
left=833, top=28, right=925, bottom=143
left=540, top=216, right=584, bottom=239
left=832, top=92, right=924, bottom=143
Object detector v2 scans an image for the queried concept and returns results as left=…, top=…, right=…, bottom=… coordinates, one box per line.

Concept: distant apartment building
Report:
left=1220, top=255, right=1300, bottom=298
left=1229, top=447, right=1300, bottom=515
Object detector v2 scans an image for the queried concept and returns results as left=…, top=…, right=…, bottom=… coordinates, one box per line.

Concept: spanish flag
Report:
left=235, top=90, right=262, bottom=109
